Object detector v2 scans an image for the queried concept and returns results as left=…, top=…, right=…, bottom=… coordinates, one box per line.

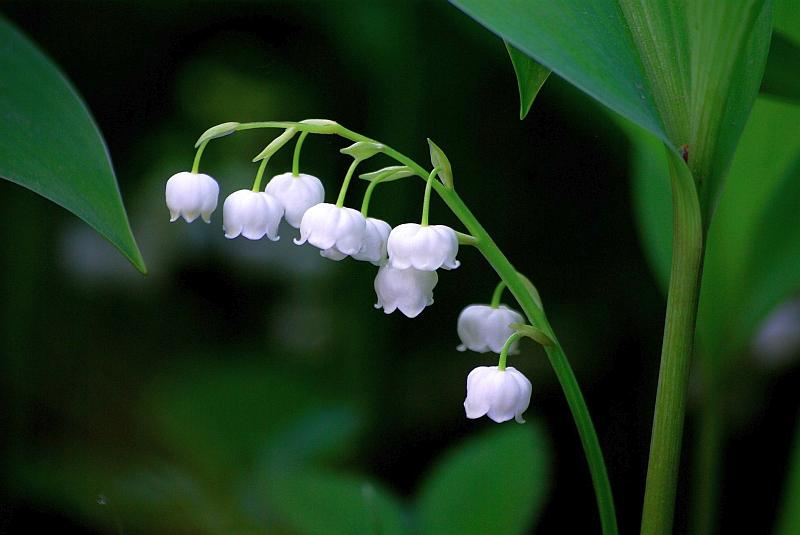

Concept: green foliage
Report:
left=0, top=16, right=145, bottom=273
left=761, top=33, right=800, bottom=102
left=504, top=42, right=550, bottom=119
left=416, top=424, right=551, bottom=535
left=628, top=95, right=800, bottom=359
left=267, top=472, right=408, bottom=535
left=451, top=0, right=669, bottom=145
left=452, top=0, right=773, bottom=220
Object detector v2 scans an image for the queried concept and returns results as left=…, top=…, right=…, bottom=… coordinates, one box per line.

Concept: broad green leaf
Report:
left=761, top=32, right=800, bottom=102
left=452, top=0, right=772, bottom=219
left=691, top=1, right=772, bottom=218
left=504, top=42, right=551, bottom=120
left=0, top=16, right=145, bottom=273
left=267, top=471, right=407, bottom=535
left=416, top=423, right=550, bottom=535
left=451, top=0, right=669, bottom=145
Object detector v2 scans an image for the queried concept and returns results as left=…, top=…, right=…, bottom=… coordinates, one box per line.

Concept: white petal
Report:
left=265, top=172, right=325, bottom=228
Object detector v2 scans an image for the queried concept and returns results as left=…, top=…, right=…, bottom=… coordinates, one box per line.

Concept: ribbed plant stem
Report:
left=641, top=152, right=704, bottom=535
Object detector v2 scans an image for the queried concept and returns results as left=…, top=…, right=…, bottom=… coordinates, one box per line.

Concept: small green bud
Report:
left=340, top=141, right=385, bottom=161
left=252, top=127, right=297, bottom=162
left=359, top=165, right=414, bottom=183
left=299, top=118, right=339, bottom=133
left=427, top=138, right=454, bottom=189
left=194, top=122, right=240, bottom=147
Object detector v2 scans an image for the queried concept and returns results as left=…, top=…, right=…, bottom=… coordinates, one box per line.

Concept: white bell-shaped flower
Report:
left=352, top=217, right=392, bottom=265
left=387, top=223, right=460, bottom=271
left=165, top=171, right=219, bottom=223
left=457, top=304, right=525, bottom=354
left=374, top=264, right=438, bottom=318
left=222, top=189, right=284, bottom=240
left=464, top=366, right=532, bottom=423
left=264, top=172, right=325, bottom=228
left=295, top=203, right=366, bottom=258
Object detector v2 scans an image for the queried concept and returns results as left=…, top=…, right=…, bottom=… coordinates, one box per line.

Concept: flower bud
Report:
left=464, top=366, right=532, bottom=423
left=374, top=264, right=438, bottom=318
left=265, top=172, right=325, bottom=228
left=165, top=171, right=219, bottom=223
left=387, top=223, right=459, bottom=271
left=222, top=189, right=284, bottom=240
left=457, top=304, right=525, bottom=354
left=295, top=203, right=366, bottom=259
left=352, top=218, right=392, bottom=265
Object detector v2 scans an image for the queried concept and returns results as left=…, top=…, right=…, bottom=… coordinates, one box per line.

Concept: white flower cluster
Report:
left=457, top=302, right=531, bottom=423
left=165, top=138, right=532, bottom=426
left=165, top=170, right=459, bottom=319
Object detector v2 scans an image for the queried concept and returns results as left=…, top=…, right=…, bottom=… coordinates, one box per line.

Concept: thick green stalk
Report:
left=641, top=152, right=704, bottom=535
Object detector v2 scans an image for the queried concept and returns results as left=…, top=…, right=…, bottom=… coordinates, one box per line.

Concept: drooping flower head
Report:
left=457, top=304, right=525, bottom=354
left=222, top=189, right=284, bottom=241
left=265, top=172, right=325, bottom=228
left=165, top=171, right=219, bottom=223
left=352, top=217, right=392, bottom=265
left=295, top=203, right=366, bottom=259
left=387, top=223, right=459, bottom=271
left=464, top=366, right=532, bottom=423
left=374, top=264, right=438, bottom=318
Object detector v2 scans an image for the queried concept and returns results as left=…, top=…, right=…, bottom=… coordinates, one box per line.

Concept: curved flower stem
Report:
left=292, top=131, right=309, bottom=176
left=252, top=157, right=269, bottom=192
left=497, top=331, right=524, bottom=370
left=360, top=179, right=380, bottom=217
left=420, top=168, right=438, bottom=226
left=335, top=159, right=361, bottom=208
left=192, top=141, right=208, bottom=174
left=200, top=120, right=619, bottom=534
left=490, top=280, right=507, bottom=308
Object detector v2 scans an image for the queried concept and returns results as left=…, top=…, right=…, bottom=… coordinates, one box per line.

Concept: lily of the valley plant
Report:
left=166, top=118, right=619, bottom=533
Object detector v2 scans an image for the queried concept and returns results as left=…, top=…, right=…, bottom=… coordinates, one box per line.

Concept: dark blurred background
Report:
left=0, top=1, right=797, bottom=533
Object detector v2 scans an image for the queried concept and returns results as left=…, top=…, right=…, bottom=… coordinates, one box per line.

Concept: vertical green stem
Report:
left=336, top=159, right=361, bottom=208
left=292, top=131, right=309, bottom=176
left=641, top=153, right=705, bottom=535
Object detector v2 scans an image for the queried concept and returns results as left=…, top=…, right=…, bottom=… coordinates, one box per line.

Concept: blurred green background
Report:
left=0, top=1, right=797, bottom=533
